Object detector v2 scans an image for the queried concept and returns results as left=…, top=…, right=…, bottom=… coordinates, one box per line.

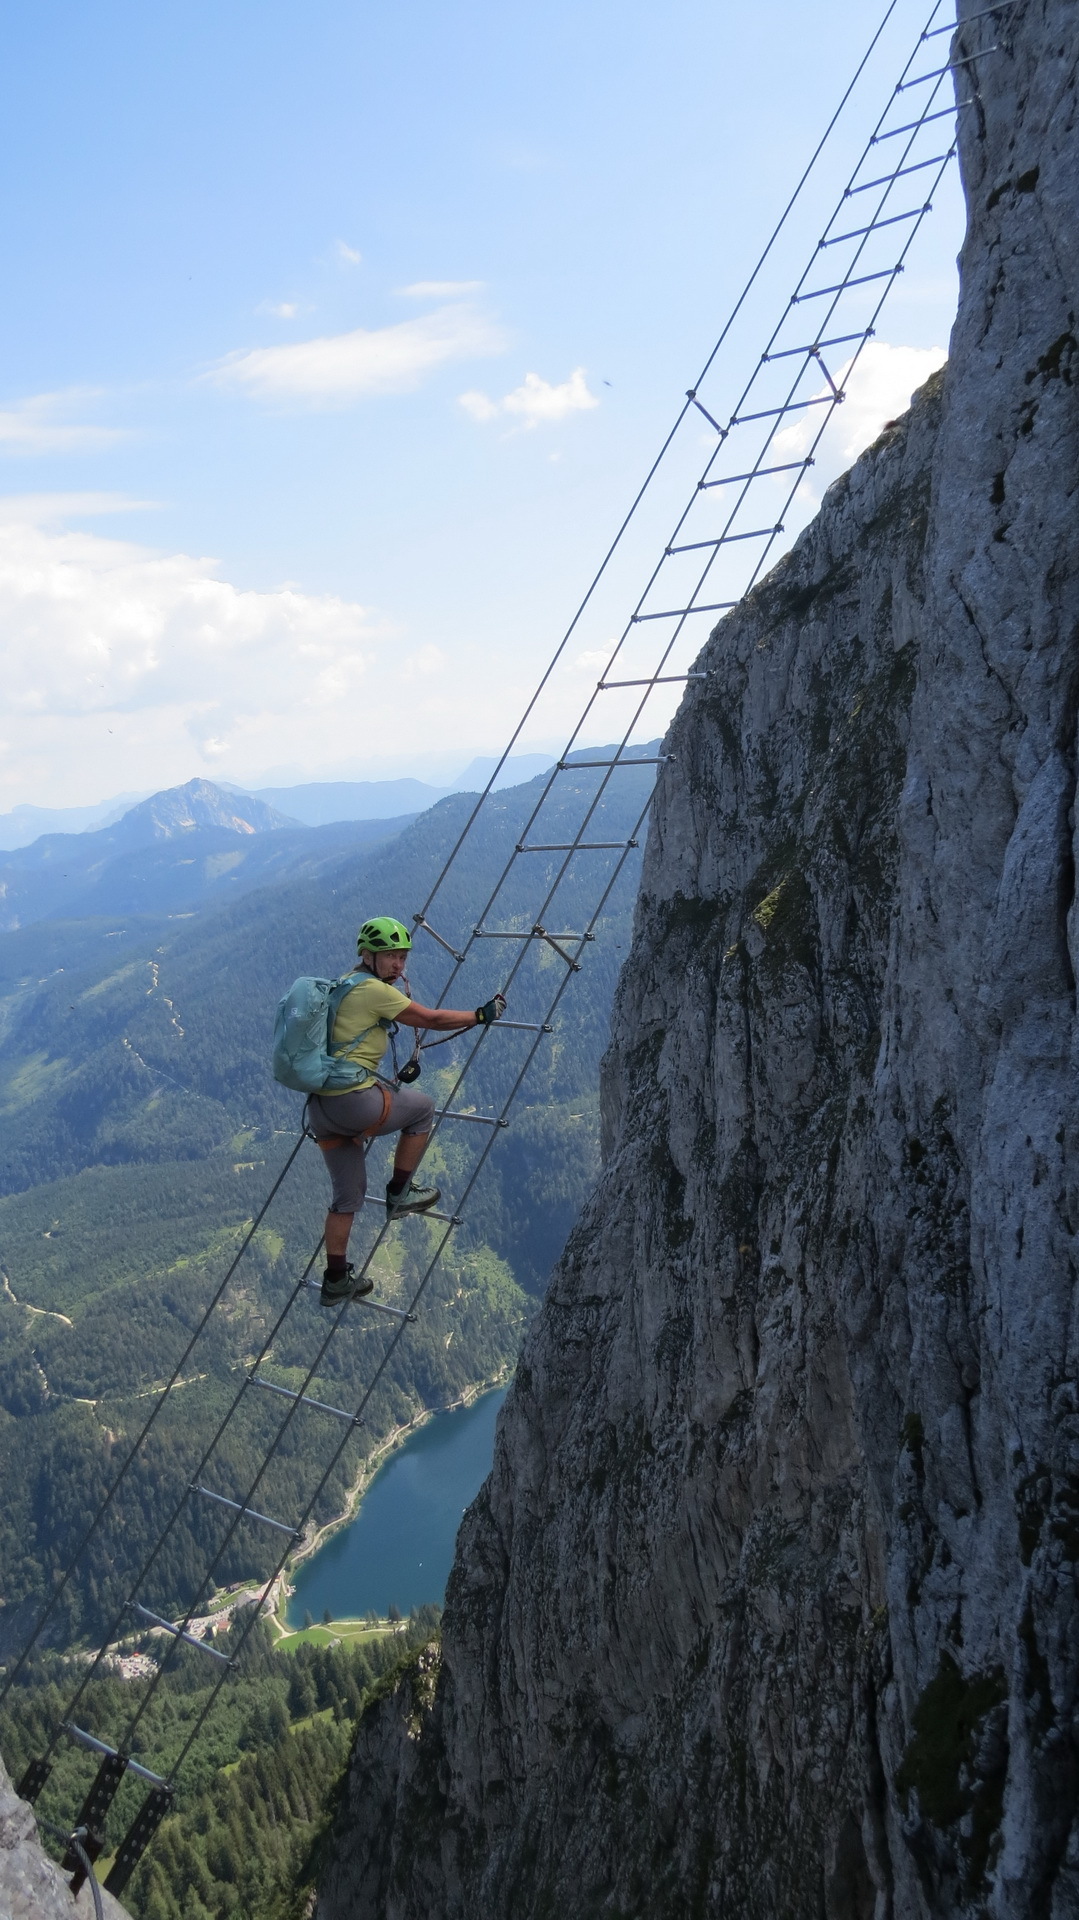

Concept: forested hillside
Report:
left=1, top=1610, right=442, bottom=1920
left=0, top=752, right=651, bottom=1661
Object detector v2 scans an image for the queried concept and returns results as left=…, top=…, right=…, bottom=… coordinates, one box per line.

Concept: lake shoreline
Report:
left=275, top=1367, right=513, bottom=1630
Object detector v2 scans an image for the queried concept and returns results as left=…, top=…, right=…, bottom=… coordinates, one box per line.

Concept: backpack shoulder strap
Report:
left=328, top=973, right=360, bottom=1051
left=327, top=971, right=389, bottom=1057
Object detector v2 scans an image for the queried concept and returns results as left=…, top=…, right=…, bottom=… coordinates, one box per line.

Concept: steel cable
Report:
left=2, top=0, right=993, bottom=1878
left=416, top=0, right=907, bottom=920
left=0, top=1133, right=307, bottom=1708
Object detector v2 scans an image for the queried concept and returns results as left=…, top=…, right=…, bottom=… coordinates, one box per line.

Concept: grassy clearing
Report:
left=272, top=1615, right=409, bottom=1652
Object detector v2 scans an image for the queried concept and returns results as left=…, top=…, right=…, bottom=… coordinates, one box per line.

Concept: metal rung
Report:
left=734, top=393, right=836, bottom=422
left=557, top=755, right=672, bottom=767
left=898, top=50, right=997, bottom=86
left=822, top=206, right=927, bottom=246
left=686, top=392, right=725, bottom=435
left=516, top=840, right=639, bottom=850
left=923, top=1, right=1020, bottom=34
left=251, top=1374, right=360, bottom=1420
left=353, top=1294, right=416, bottom=1320
left=814, top=358, right=842, bottom=399
left=701, top=460, right=810, bottom=487
left=600, top=674, right=704, bottom=687
left=63, top=1725, right=168, bottom=1790
left=300, top=1285, right=417, bottom=1321
left=631, top=602, right=735, bottom=622
left=434, top=1107, right=509, bottom=1126
left=132, top=1604, right=231, bottom=1662
left=665, top=524, right=782, bottom=546
left=496, top=1019, right=555, bottom=1030
left=793, top=265, right=902, bottom=301
left=412, top=914, right=467, bottom=964
left=534, top=925, right=588, bottom=966
left=473, top=929, right=594, bottom=941
left=872, top=105, right=965, bottom=141
left=848, top=153, right=951, bottom=194
left=191, top=1484, right=300, bottom=1537
left=472, top=925, right=593, bottom=970
left=364, top=1197, right=462, bottom=1225
left=764, top=331, right=867, bottom=359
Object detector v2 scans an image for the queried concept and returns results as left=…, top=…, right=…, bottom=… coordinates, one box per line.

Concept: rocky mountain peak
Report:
left=114, top=777, right=295, bottom=841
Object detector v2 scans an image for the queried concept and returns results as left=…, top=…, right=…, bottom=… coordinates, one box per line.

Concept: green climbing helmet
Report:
left=357, top=915, right=413, bottom=955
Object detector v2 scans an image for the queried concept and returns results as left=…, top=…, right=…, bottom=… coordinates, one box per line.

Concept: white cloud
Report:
left=212, top=303, right=507, bottom=404
left=396, top=642, right=447, bottom=684
left=0, top=510, right=387, bottom=797
left=458, top=366, right=599, bottom=430
left=0, top=507, right=542, bottom=806
left=458, top=389, right=499, bottom=423
left=335, top=240, right=363, bottom=266
left=505, top=369, right=598, bottom=425
left=0, top=390, right=127, bottom=455
left=399, top=280, right=484, bottom=299
left=258, top=300, right=300, bottom=319
left=0, top=492, right=155, bottom=524
left=573, top=644, right=617, bottom=673
left=773, top=341, right=947, bottom=476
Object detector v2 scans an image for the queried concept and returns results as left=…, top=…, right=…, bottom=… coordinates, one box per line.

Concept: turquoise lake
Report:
left=286, top=1386, right=508, bottom=1625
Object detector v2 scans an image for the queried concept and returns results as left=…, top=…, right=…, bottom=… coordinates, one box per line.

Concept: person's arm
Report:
left=397, top=994, right=506, bottom=1031
left=397, top=1001, right=475, bottom=1032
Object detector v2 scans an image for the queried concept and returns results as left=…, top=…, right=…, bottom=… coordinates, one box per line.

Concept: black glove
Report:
left=475, top=993, right=507, bottom=1025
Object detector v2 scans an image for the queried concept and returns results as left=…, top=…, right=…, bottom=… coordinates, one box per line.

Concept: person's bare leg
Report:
left=324, top=1211, right=352, bottom=1260
left=391, top=1130, right=430, bottom=1182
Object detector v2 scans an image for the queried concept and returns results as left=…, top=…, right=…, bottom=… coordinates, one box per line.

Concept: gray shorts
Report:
left=306, top=1084, right=435, bottom=1214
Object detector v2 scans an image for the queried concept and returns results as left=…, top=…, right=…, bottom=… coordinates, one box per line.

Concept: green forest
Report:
left=1, top=1609, right=442, bottom=1919
left=0, top=755, right=651, bottom=1913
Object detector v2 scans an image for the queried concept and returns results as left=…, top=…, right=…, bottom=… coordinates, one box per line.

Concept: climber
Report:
left=307, top=916, right=506, bottom=1304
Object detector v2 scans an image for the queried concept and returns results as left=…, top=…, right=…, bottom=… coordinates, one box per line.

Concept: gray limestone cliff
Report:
left=0, top=1752, right=131, bottom=1919
left=315, top=4, right=1079, bottom=1915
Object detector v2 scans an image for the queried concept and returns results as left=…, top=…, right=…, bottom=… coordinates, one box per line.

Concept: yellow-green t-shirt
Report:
left=324, top=973, right=411, bottom=1094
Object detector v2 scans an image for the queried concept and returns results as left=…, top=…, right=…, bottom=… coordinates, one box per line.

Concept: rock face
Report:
left=0, top=1753, right=131, bottom=1919
left=315, top=5, right=1079, bottom=1916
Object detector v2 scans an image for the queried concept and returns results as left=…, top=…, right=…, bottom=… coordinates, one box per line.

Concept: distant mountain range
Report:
left=0, top=743, right=660, bottom=1197
left=0, top=754, right=557, bottom=849
left=0, top=792, right=148, bottom=848
left=0, top=778, right=415, bottom=930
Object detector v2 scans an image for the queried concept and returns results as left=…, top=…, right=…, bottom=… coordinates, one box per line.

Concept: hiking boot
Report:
left=320, top=1263, right=374, bottom=1305
left=385, top=1178, right=441, bottom=1219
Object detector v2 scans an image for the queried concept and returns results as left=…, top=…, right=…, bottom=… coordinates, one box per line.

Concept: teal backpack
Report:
left=272, top=974, right=373, bottom=1094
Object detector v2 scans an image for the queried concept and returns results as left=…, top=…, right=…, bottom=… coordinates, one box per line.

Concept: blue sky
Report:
left=0, top=0, right=967, bottom=806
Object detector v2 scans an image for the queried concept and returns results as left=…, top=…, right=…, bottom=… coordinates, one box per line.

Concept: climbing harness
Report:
left=1, top=0, right=1018, bottom=1895
left=308, top=1082, right=394, bottom=1152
